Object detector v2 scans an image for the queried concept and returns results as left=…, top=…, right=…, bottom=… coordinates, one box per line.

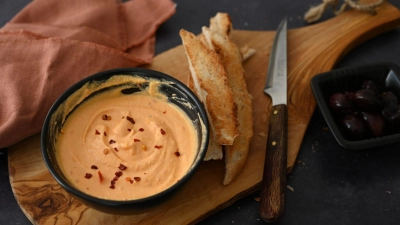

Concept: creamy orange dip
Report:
left=54, top=75, right=199, bottom=200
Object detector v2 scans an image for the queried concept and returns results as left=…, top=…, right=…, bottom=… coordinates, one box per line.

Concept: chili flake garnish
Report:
left=95, top=130, right=100, bottom=135
left=118, top=164, right=127, bottom=170
left=139, top=128, right=144, bottom=132
left=103, top=149, right=109, bottom=155
left=102, top=114, right=111, bottom=120
left=84, top=173, right=92, bottom=179
left=109, top=180, right=115, bottom=189
left=134, top=139, right=140, bottom=142
left=114, top=147, right=119, bottom=152
left=112, top=176, right=119, bottom=182
left=154, top=145, right=162, bottom=149
left=163, top=111, right=166, bottom=114
left=109, top=139, right=116, bottom=144
left=134, top=177, right=141, bottom=182
left=91, top=165, right=98, bottom=170
left=126, top=177, right=133, bottom=184
left=98, top=171, right=103, bottom=183
left=174, top=151, right=180, bottom=157
left=104, top=131, right=107, bottom=136
left=115, top=171, right=123, bottom=177
left=127, top=128, right=132, bottom=132
left=160, top=128, right=166, bottom=135
left=126, top=116, right=135, bottom=124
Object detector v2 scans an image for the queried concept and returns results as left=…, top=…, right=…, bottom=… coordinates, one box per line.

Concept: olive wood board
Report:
left=8, top=2, right=400, bottom=224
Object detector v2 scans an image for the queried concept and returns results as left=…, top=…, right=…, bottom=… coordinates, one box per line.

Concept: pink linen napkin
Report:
left=0, top=0, right=176, bottom=148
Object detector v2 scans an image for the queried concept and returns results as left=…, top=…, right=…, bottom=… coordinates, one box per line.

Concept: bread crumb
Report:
left=259, top=132, right=266, bottom=137
left=287, top=185, right=294, bottom=192
left=254, top=197, right=260, bottom=202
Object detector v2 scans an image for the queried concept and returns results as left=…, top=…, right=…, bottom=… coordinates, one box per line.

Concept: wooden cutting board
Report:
left=8, top=2, right=400, bottom=224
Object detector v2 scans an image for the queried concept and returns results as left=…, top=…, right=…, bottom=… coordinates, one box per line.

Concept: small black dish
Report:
left=310, top=62, right=400, bottom=150
left=41, top=68, right=209, bottom=214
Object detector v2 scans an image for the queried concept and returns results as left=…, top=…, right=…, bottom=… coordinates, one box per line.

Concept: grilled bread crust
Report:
left=180, top=29, right=239, bottom=146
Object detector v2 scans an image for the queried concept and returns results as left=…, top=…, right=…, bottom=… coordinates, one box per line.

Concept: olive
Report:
left=341, top=114, right=367, bottom=139
left=353, top=89, right=382, bottom=111
left=329, top=93, right=354, bottom=115
left=361, top=80, right=382, bottom=94
left=360, top=112, right=385, bottom=137
left=381, top=91, right=399, bottom=120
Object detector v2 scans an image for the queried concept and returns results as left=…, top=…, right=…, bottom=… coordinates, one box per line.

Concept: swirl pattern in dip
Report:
left=55, top=76, right=199, bottom=200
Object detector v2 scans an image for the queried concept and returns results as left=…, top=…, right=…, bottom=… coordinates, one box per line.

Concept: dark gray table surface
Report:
left=1, top=0, right=400, bottom=224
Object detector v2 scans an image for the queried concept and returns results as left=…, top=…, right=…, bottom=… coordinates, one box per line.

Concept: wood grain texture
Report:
left=8, top=3, right=400, bottom=224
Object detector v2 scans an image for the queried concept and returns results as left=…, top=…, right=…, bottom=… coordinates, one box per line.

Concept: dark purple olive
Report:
left=387, top=108, right=400, bottom=125
left=329, top=93, right=354, bottom=115
left=341, top=114, right=367, bottom=139
left=345, top=91, right=356, bottom=102
left=381, top=91, right=399, bottom=120
left=361, top=80, right=382, bottom=94
left=353, top=89, right=382, bottom=111
left=360, top=112, right=385, bottom=137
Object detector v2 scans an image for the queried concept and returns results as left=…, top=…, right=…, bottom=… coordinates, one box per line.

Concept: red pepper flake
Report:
left=174, top=151, right=180, bottom=157
left=109, top=139, right=116, bottom=144
left=127, top=128, right=132, bottom=132
left=160, top=128, right=166, bottom=135
left=98, top=171, right=103, bottom=183
left=104, top=131, right=107, bottom=136
left=154, top=145, right=162, bottom=149
left=103, top=149, right=109, bottom=155
left=114, top=147, right=119, bottom=152
left=95, top=130, right=100, bottom=135
left=134, top=177, right=141, bottom=182
left=102, top=114, right=111, bottom=120
left=163, top=111, right=166, bottom=114
left=115, top=171, right=123, bottom=177
left=84, top=173, right=92, bottom=179
left=118, top=164, right=127, bottom=170
left=91, top=165, right=98, bottom=170
left=134, top=139, right=140, bottom=142
left=109, top=180, right=115, bottom=189
left=139, top=128, right=144, bottom=132
left=126, top=116, right=135, bottom=124
left=126, top=177, right=133, bottom=184
left=112, top=177, right=119, bottom=182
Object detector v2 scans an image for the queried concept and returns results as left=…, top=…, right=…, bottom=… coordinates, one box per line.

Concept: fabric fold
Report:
left=0, top=0, right=176, bottom=148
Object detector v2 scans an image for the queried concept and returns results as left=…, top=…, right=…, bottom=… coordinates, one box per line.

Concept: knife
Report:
left=259, top=18, right=288, bottom=223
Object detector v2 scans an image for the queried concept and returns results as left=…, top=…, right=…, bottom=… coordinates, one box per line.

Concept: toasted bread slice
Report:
left=209, top=12, right=232, bottom=37
left=202, top=27, right=254, bottom=185
left=187, top=73, right=223, bottom=161
left=180, top=29, right=239, bottom=145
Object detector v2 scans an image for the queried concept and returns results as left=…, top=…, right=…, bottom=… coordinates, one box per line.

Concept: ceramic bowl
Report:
left=41, top=68, right=209, bottom=214
left=310, top=62, right=400, bottom=150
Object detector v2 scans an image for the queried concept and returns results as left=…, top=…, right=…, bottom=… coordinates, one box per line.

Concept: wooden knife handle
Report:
left=259, top=104, right=288, bottom=222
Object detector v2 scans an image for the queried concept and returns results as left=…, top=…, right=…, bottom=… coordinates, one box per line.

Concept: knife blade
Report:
left=259, top=18, right=288, bottom=223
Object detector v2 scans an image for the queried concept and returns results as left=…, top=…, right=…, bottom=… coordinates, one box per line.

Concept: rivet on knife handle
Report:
left=259, top=104, right=287, bottom=222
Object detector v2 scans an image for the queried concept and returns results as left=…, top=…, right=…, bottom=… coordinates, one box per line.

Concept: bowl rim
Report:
left=310, top=61, right=400, bottom=150
left=41, top=67, right=210, bottom=206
